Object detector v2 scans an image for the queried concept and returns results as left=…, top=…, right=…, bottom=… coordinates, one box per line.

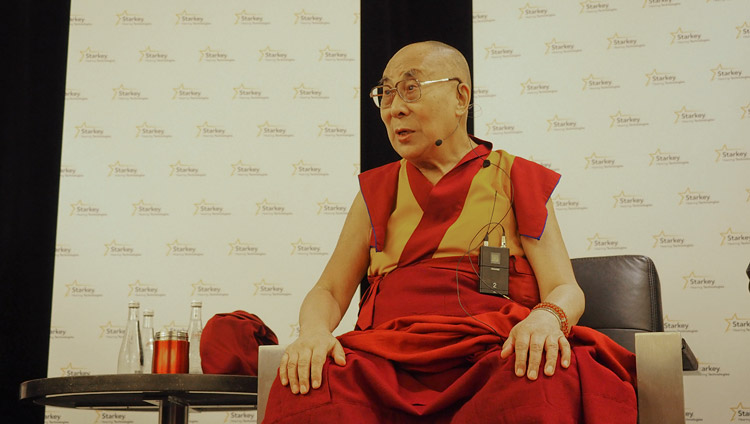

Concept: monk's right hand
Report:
left=278, top=329, right=346, bottom=395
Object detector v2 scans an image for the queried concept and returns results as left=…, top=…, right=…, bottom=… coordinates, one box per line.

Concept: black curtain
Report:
left=2, top=1, right=70, bottom=422
left=360, top=0, right=473, bottom=171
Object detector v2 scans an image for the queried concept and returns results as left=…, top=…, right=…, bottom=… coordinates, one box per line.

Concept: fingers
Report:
left=309, top=347, right=328, bottom=390
left=559, top=335, right=572, bottom=369
left=284, top=350, right=301, bottom=394
left=331, top=340, right=347, bottom=366
left=543, top=336, right=560, bottom=376
left=512, top=333, right=529, bottom=378
left=500, top=334, right=514, bottom=359
left=523, top=333, right=547, bottom=380
left=296, top=348, right=312, bottom=394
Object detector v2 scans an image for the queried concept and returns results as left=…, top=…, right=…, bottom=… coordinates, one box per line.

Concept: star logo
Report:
left=256, top=199, right=275, bottom=215
left=115, top=10, right=137, bottom=26
left=293, top=83, right=314, bottom=99
left=741, top=102, right=750, bottom=119
left=172, top=83, right=200, bottom=100
left=107, top=161, right=132, bottom=177
left=169, top=160, right=191, bottom=176
left=710, top=64, right=737, bottom=81
left=318, top=121, right=345, bottom=136
left=724, top=314, right=750, bottom=333
left=59, top=363, right=87, bottom=377
left=677, top=188, right=704, bottom=205
left=353, top=12, right=361, bottom=24
left=78, top=46, right=97, bottom=62
left=606, top=33, right=627, bottom=49
left=232, top=83, right=252, bottom=100
left=69, top=200, right=85, bottom=216
left=258, top=46, right=275, bottom=61
left=518, top=3, right=543, bottom=19
left=669, top=27, right=691, bottom=45
left=483, top=43, right=511, bottom=59
left=609, top=110, right=636, bottom=128
left=520, top=78, right=542, bottom=94
left=198, top=46, right=217, bottom=62
left=317, top=198, right=343, bottom=215
left=64, top=280, right=89, bottom=297
left=112, top=84, right=126, bottom=100
left=128, top=280, right=150, bottom=296
left=673, top=106, right=698, bottom=124
left=234, top=10, right=261, bottom=25
left=546, top=115, right=568, bottom=131
left=191, top=279, right=217, bottom=296
left=586, top=233, right=613, bottom=251
left=293, top=9, right=316, bottom=24
left=648, top=148, right=673, bottom=166
left=611, top=190, right=630, bottom=208
left=175, top=10, right=200, bottom=25
left=98, top=321, right=124, bottom=338
left=257, top=120, right=284, bottom=136
left=730, top=402, right=750, bottom=420
left=135, top=122, right=154, bottom=137
left=651, top=230, right=675, bottom=248
left=193, top=199, right=218, bottom=215
left=318, top=45, right=344, bottom=61
left=353, top=163, right=360, bottom=176
left=719, top=228, right=750, bottom=246
left=681, top=271, right=708, bottom=289
left=138, top=46, right=157, bottom=62
left=229, top=239, right=253, bottom=256
left=583, top=152, right=610, bottom=169
left=644, top=69, right=672, bottom=86
left=544, top=38, right=569, bottom=54
left=159, top=320, right=184, bottom=333
left=736, top=22, right=750, bottom=39
left=579, top=0, right=606, bottom=13
left=165, top=239, right=185, bottom=256
left=290, top=238, right=308, bottom=255
left=714, top=144, right=741, bottom=162
left=581, top=74, right=596, bottom=91
left=196, top=121, right=216, bottom=137
left=230, top=160, right=250, bottom=176
left=104, top=240, right=127, bottom=256
left=74, top=122, right=96, bottom=137
left=253, top=279, right=276, bottom=295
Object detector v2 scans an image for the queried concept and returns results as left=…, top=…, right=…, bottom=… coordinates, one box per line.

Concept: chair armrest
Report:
left=635, top=332, right=685, bottom=424
left=258, top=345, right=286, bottom=424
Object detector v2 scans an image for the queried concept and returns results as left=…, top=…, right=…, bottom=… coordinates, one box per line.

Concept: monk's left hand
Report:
left=500, top=309, right=571, bottom=380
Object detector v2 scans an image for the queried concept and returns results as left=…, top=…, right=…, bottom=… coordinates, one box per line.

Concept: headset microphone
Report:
left=482, top=160, right=491, bottom=168
left=435, top=139, right=443, bottom=146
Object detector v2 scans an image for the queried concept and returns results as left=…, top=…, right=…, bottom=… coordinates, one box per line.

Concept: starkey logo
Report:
left=547, top=115, right=584, bottom=132
left=253, top=280, right=291, bottom=296
left=551, top=194, right=587, bottom=211
left=193, top=199, right=230, bottom=216
left=643, top=0, right=681, bottom=7
left=108, top=161, right=144, bottom=177
left=229, top=239, right=266, bottom=256
left=175, top=10, right=210, bottom=26
left=138, top=46, right=173, bottom=63
left=518, top=3, right=555, bottom=19
left=169, top=160, right=206, bottom=177
left=257, top=121, right=293, bottom=138
left=719, top=228, right=750, bottom=246
left=677, top=188, right=718, bottom=205
left=520, top=78, right=557, bottom=94
left=682, top=271, right=723, bottom=290
left=472, top=11, right=496, bottom=23
left=230, top=160, right=267, bottom=177
left=644, top=69, right=685, bottom=86
left=579, top=0, right=618, bottom=13
left=670, top=27, right=709, bottom=45
left=128, top=280, right=165, bottom=297
left=135, top=122, right=171, bottom=138
left=60, top=165, right=84, bottom=178
left=292, top=160, right=328, bottom=176
left=166, top=240, right=203, bottom=256
left=69, top=200, right=106, bottom=217
left=318, top=46, right=354, bottom=62
left=104, top=240, right=141, bottom=256
left=318, top=121, right=354, bottom=137
left=724, top=313, right=750, bottom=333
left=191, top=279, right=227, bottom=297
left=584, top=153, right=622, bottom=169
left=224, top=411, right=257, bottom=423
left=714, top=144, right=749, bottom=162
left=234, top=10, right=269, bottom=25
left=586, top=233, right=626, bottom=251
left=74, top=122, right=110, bottom=139
left=581, top=74, right=619, bottom=91
left=115, top=10, right=150, bottom=26
left=196, top=121, right=232, bottom=138
left=258, top=46, right=294, bottom=62
left=293, top=83, right=328, bottom=99
left=607, top=33, right=645, bottom=49
left=662, top=315, right=696, bottom=333
left=611, top=191, right=652, bottom=208
left=256, top=199, right=291, bottom=216
left=544, top=38, right=581, bottom=54
left=99, top=321, right=125, bottom=339
left=232, top=84, right=268, bottom=100
left=111, top=84, right=147, bottom=101
left=317, top=199, right=348, bottom=215
left=710, top=64, right=748, bottom=81
left=483, top=43, right=520, bottom=59
left=729, top=402, right=750, bottom=421
left=674, top=106, right=714, bottom=124
left=60, top=363, right=90, bottom=377
left=293, top=9, right=329, bottom=25
left=609, top=110, right=648, bottom=128
left=64, top=280, right=102, bottom=298
left=737, top=21, right=750, bottom=39
left=651, top=231, right=694, bottom=248
left=79, top=47, right=114, bottom=63
left=290, top=238, right=328, bottom=256
left=485, top=119, right=522, bottom=136
left=172, top=84, right=208, bottom=100
left=648, top=148, right=688, bottom=166
left=198, top=46, right=234, bottom=62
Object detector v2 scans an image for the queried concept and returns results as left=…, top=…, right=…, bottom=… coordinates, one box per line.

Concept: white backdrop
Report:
left=473, top=1, right=749, bottom=422
left=49, top=1, right=360, bottom=423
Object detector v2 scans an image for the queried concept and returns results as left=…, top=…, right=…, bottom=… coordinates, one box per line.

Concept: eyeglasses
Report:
left=369, top=77, right=461, bottom=109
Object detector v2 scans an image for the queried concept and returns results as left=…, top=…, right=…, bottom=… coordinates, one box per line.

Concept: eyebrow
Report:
left=378, top=68, right=422, bottom=85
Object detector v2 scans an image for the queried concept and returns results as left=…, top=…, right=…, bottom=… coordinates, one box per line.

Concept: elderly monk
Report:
left=263, top=41, right=637, bottom=423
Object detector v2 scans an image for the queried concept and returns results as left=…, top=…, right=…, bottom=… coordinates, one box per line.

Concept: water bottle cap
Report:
left=128, top=301, right=140, bottom=308
left=190, top=300, right=202, bottom=307
left=143, top=309, right=154, bottom=316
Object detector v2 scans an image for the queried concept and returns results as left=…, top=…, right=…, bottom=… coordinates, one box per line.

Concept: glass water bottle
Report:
left=117, top=301, right=143, bottom=374
left=141, top=309, right=155, bottom=374
left=187, top=300, right=203, bottom=374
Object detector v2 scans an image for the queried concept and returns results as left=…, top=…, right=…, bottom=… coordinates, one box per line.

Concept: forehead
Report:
left=381, top=47, right=440, bottom=83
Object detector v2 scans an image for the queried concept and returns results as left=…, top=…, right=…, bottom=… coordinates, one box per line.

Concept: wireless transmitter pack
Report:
left=479, top=243, right=510, bottom=296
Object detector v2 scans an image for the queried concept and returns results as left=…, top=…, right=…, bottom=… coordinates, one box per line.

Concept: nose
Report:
left=388, top=93, right=410, bottom=118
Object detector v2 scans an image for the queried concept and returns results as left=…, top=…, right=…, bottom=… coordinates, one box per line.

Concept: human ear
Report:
left=455, top=83, right=471, bottom=116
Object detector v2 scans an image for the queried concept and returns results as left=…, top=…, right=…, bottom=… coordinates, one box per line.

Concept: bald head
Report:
left=387, top=41, right=472, bottom=90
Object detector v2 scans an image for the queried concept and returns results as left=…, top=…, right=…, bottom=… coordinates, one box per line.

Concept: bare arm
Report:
left=279, top=192, right=371, bottom=394
left=500, top=200, right=585, bottom=380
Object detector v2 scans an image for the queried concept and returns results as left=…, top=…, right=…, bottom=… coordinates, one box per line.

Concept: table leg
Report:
left=158, top=397, right=188, bottom=424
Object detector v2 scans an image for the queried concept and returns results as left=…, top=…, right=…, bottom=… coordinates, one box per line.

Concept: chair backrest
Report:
left=571, top=255, right=664, bottom=353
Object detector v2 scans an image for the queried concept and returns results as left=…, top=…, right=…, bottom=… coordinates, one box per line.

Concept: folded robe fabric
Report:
left=200, top=310, right=278, bottom=375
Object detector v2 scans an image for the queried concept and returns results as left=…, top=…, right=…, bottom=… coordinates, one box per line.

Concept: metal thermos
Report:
left=152, top=330, right=189, bottom=374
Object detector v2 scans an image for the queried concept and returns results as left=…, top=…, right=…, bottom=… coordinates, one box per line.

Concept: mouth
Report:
left=395, top=128, right=414, bottom=140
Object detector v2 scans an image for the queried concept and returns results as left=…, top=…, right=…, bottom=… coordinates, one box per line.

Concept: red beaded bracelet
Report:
left=532, top=302, right=570, bottom=337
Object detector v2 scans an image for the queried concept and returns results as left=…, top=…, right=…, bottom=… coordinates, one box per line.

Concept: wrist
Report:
left=531, top=302, right=571, bottom=337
